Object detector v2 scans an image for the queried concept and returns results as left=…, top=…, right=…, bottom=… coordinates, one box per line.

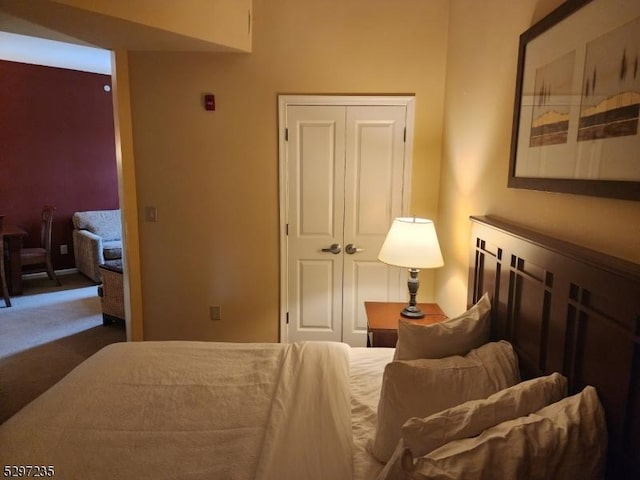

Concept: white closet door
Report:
left=342, top=106, right=406, bottom=346
left=280, top=97, right=413, bottom=346
left=285, top=105, right=346, bottom=343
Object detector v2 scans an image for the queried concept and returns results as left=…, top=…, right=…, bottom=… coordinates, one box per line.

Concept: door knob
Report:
left=321, top=243, right=342, bottom=254
left=345, top=244, right=364, bottom=255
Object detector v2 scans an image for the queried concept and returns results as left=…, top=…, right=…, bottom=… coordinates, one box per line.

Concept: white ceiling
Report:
left=0, top=31, right=111, bottom=74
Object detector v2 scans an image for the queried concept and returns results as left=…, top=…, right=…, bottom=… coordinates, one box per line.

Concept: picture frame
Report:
left=508, top=0, right=640, bottom=201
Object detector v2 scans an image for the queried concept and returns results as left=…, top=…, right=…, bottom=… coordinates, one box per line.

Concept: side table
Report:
left=97, top=260, right=125, bottom=325
left=365, top=301, right=447, bottom=347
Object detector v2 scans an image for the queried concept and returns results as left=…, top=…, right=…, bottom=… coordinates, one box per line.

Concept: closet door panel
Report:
left=342, top=106, right=407, bottom=346
left=285, top=105, right=345, bottom=343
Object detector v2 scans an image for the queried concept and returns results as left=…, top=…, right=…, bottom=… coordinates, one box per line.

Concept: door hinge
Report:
left=285, top=223, right=289, bottom=235
left=285, top=128, right=289, bottom=142
left=403, top=127, right=406, bottom=143
left=286, top=312, right=289, bottom=324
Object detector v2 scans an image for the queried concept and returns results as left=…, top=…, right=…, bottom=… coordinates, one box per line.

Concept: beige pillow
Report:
left=377, top=373, right=568, bottom=479
left=393, top=293, right=491, bottom=361
left=402, top=372, right=567, bottom=457
left=404, top=386, right=607, bottom=480
left=369, top=340, right=519, bottom=463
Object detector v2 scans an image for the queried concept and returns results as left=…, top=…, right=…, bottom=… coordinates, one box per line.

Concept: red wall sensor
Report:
left=204, top=94, right=215, bottom=111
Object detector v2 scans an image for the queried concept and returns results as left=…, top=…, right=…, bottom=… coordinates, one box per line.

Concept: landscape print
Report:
left=529, top=51, right=576, bottom=147
left=578, top=16, right=640, bottom=141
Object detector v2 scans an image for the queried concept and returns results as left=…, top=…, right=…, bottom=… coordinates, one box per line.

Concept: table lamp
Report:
left=378, top=217, right=444, bottom=319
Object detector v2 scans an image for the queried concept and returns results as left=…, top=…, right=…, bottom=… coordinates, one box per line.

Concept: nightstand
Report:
left=365, top=301, right=447, bottom=347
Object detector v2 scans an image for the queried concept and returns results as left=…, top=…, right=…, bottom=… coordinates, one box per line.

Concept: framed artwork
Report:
left=508, top=0, right=640, bottom=201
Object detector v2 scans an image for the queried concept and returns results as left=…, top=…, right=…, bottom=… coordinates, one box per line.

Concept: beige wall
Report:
left=129, top=0, right=450, bottom=342
left=0, top=0, right=251, bottom=52
left=55, top=0, right=252, bottom=51
left=436, top=0, right=640, bottom=317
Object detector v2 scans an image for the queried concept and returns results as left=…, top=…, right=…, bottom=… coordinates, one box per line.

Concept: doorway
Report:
left=0, top=34, right=130, bottom=333
left=278, top=95, right=415, bottom=346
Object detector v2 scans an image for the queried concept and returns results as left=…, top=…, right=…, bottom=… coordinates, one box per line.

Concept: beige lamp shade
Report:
left=378, top=217, right=444, bottom=269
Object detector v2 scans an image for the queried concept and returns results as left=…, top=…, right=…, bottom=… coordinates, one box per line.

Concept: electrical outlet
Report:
left=210, top=305, right=222, bottom=321
left=145, top=206, right=158, bottom=222
left=60, top=244, right=68, bottom=255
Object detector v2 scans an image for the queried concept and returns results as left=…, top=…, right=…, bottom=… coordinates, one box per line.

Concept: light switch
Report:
left=145, top=206, right=158, bottom=222
left=210, top=305, right=222, bottom=321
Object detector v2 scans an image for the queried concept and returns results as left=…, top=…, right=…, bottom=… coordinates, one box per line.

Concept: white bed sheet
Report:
left=350, top=346, right=395, bottom=480
left=0, top=341, right=355, bottom=480
left=0, top=342, right=393, bottom=480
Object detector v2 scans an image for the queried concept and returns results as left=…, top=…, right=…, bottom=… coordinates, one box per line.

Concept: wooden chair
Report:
left=19, top=205, right=61, bottom=286
left=0, top=215, right=11, bottom=307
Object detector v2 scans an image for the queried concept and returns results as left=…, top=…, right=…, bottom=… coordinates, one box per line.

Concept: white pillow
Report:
left=393, top=292, right=491, bottom=361
left=377, top=373, right=568, bottom=479
left=402, top=372, right=567, bottom=457
left=404, top=386, right=607, bottom=480
left=369, top=340, right=519, bottom=463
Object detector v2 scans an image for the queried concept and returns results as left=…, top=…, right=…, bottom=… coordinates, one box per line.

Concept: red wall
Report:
left=0, top=60, right=118, bottom=270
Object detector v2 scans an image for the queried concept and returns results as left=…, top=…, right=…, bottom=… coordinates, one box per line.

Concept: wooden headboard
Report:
left=468, top=215, right=640, bottom=479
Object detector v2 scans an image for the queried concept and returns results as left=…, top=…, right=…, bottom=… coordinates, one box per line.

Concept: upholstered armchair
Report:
left=72, top=209, right=122, bottom=282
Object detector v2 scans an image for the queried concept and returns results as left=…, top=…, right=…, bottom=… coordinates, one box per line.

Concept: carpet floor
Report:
left=0, top=272, right=126, bottom=424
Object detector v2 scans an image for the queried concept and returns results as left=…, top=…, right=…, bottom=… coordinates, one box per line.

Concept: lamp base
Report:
left=401, top=305, right=425, bottom=319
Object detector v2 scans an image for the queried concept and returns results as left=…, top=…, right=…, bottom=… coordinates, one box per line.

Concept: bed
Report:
left=0, top=215, right=638, bottom=479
